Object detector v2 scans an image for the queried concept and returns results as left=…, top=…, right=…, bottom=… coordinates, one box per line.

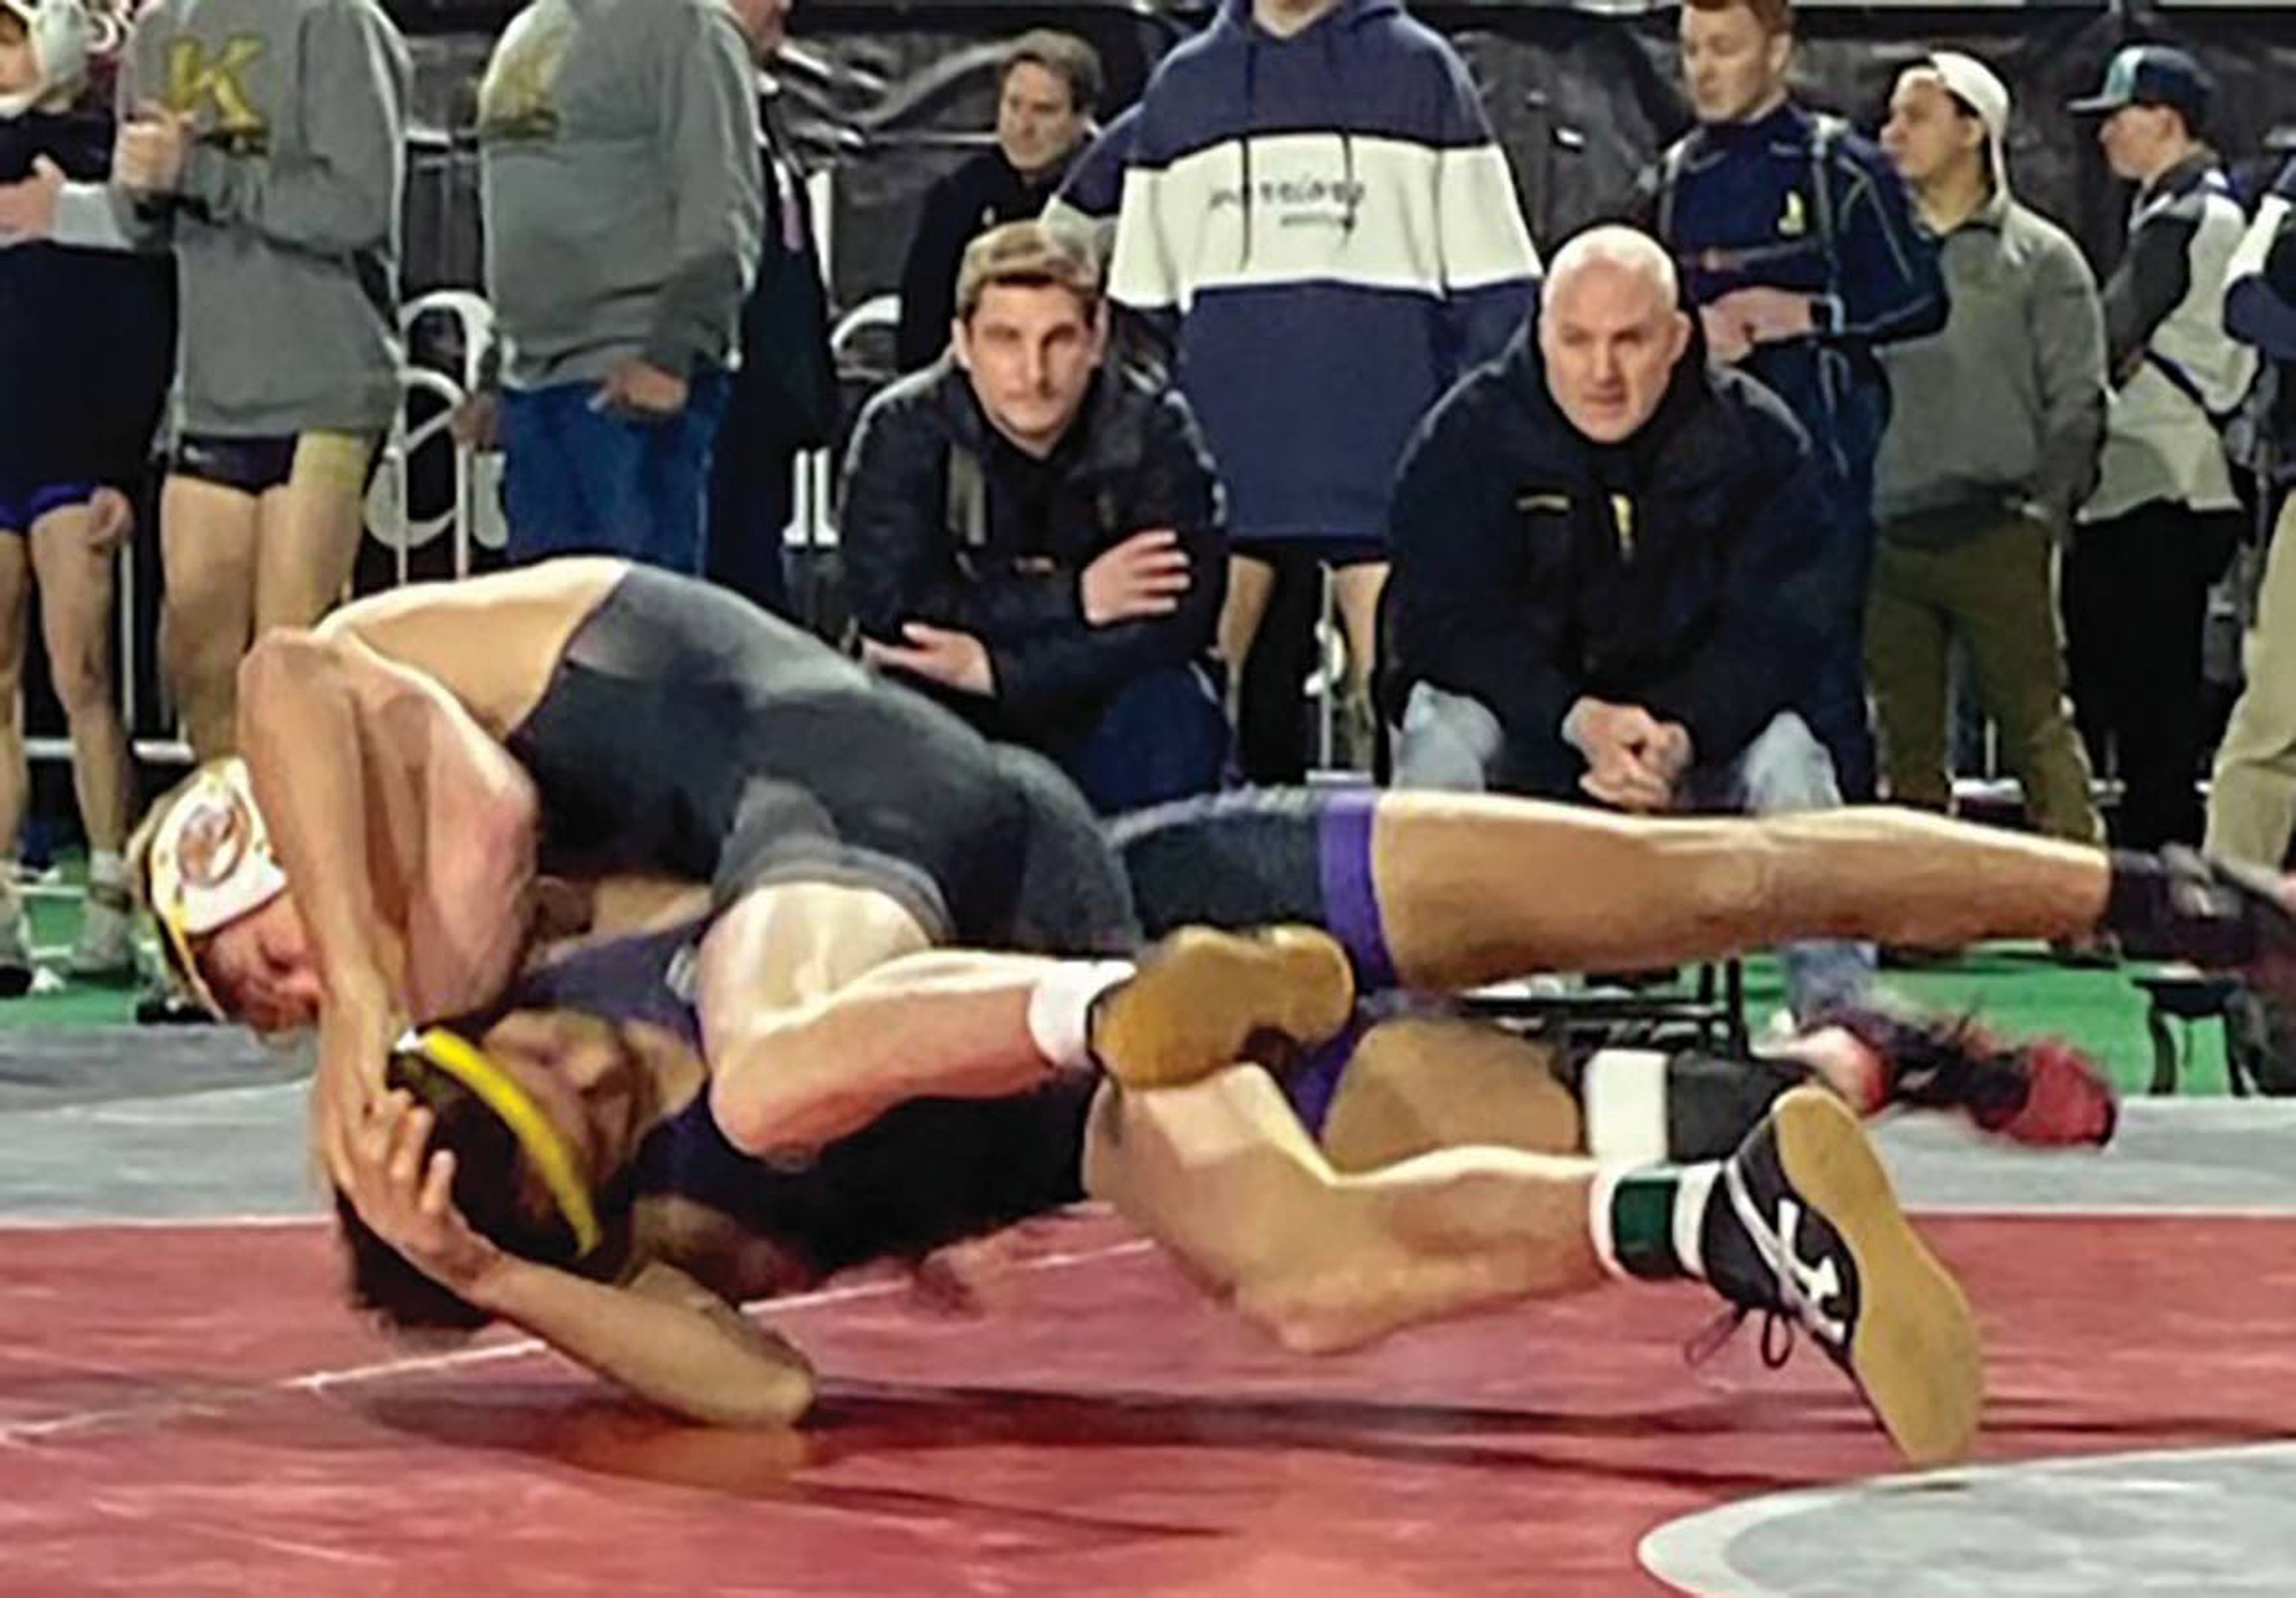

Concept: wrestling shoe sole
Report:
left=1774, top=1087, right=1983, bottom=1468
left=1092, top=925, right=1357, bottom=1090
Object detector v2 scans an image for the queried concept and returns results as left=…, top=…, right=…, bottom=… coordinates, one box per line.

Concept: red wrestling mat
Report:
left=0, top=1212, right=2284, bottom=1596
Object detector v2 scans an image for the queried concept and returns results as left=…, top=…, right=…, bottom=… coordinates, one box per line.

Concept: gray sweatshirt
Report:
left=478, top=0, right=763, bottom=389
left=111, top=0, right=409, bottom=437
left=1874, top=188, right=2107, bottom=545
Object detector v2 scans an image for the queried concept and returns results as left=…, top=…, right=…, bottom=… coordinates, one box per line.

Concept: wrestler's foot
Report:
left=1815, top=999, right=2117, bottom=1147
left=1702, top=1087, right=1982, bottom=1466
left=2109, top=848, right=2296, bottom=1005
left=1089, top=925, right=1356, bottom=1089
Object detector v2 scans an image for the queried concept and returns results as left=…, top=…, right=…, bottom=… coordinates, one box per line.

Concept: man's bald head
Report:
left=1538, top=225, right=1692, bottom=444
left=1546, top=225, right=1682, bottom=310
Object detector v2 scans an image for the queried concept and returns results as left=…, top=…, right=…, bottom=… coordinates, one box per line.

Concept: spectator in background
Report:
left=1636, top=0, right=1946, bottom=801
left=2065, top=45, right=2255, bottom=850
left=842, top=222, right=1228, bottom=814
left=1868, top=52, right=2111, bottom=945
left=2206, top=153, right=2296, bottom=868
left=0, top=0, right=408, bottom=764
left=1387, top=225, right=1871, bottom=1021
left=894, top=30, right=1099, bottom=373
left=475, top=0, right=764, bottom=574
left=0, top=0, right=173, bottom=987
left=1109, top=0, right=1540, bottom=781
left=706, top=0, right=836, bottom=617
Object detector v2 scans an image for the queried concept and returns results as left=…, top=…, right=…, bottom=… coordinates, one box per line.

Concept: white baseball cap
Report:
left=1921, top=50, right=2012, bottom=195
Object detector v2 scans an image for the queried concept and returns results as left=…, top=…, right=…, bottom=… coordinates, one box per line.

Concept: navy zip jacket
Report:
left=1635, top=101, right=1944, bottom=499
left=1387, top=316, right=1839, bottom=792
left=0, top=103, right=175, bottom=496
left=839, top=358, right=1227, bottom=736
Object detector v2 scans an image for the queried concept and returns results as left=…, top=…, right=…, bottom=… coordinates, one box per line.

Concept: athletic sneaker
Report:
left=0, top=903, right=29, bottom=999
left=1699, top=1086, right=1983, bottom=1466
left=67, top=890, right=139, bottom=986
left=1088, top=925, right=1356, bottom=1088
left=1815, top=999, right=2117, bottom=1147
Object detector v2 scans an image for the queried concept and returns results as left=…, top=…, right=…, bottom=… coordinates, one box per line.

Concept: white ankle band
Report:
left=1582, top=1048, right=1671, bottom=1163
left=1025, top=960, right=1135, bottom=1071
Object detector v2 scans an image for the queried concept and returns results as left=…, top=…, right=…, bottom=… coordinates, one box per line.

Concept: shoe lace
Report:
left=1681, top=1305, right=1799, bottom=1372
left=1697, top=1152, right=1849, bottom=1365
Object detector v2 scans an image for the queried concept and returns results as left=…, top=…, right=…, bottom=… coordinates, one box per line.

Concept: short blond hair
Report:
left=954, top=221, right=1103, bottom=323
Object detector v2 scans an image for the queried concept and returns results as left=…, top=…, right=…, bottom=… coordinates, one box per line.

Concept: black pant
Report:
left=2064, top=499, right=2240, bottom=849
left=706, top=437, right=795, bottom=619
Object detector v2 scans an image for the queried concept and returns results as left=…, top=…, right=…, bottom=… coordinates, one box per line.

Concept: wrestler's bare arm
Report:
left=239, top=631, right=541, bottom=1169
left=341, top=1089, right=816, bottom=1427
left=313, top=558, right=625, bottom=737
left=695, top=882, right=1083, bottom=1158
left=468, top=1257, right=818, bottom=1428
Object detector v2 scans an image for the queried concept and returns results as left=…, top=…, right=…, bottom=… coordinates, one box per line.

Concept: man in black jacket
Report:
left=893, top=31, right=1098, bottom=373
left=1387, top=223, right=1873, bottom=1019
left=843, top=221, right=1228, bottom=813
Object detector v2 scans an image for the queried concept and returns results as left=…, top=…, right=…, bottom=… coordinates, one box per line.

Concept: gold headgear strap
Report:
left=393, top=1027, right=604, bottom=1257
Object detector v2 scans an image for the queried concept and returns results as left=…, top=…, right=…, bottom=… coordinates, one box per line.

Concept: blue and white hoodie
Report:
left=1108, top=0, right=1540, bottom=547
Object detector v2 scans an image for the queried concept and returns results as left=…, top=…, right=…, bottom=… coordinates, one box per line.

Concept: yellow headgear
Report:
left=389, top=1027, right=604, bottom=1257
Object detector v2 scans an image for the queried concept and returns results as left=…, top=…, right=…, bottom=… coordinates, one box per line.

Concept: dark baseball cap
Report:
left=2069, top=44, right=2213, bottom=127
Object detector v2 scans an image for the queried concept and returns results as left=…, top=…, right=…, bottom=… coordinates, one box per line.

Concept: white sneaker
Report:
left=69, top=892, right=138, bottom=986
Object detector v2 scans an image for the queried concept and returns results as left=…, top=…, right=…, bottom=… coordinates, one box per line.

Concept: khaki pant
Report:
left=1866, top=506, right=2103, bottom=844
left=2207, top=497, right=2296, bottom=868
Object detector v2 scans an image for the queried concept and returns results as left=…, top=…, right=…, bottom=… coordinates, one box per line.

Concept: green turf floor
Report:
left=0, top=862, right=2238, bottom=1094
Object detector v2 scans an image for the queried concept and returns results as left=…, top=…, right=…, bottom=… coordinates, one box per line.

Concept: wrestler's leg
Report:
left=1315, top=1004, right=2111, bottom=1173
left=693, top=882, right=1349, bottom=1158
left=1371, top=796, right=2108, bottom=989
left=1115, top=789, right=2289, bottom=999
left=1083, top=1067, right=1981, bottom=1464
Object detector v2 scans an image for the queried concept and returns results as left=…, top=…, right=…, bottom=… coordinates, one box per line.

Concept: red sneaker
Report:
left=1815, top=1001, right=2117, bottom=1148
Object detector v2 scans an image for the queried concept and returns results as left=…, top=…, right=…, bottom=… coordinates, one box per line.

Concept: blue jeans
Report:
left=1046, top=664, right=1231, bottom=816
left=1394, top=687, right=1875, bottom=1020
left=501, top=370, right=731, bottom=575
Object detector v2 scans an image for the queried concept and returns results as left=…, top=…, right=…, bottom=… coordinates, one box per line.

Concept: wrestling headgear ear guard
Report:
left=387, top=1027, right=604, bottom=1258
left=0, top=0, right=93, bottom=120
left=144, top=758, right=292, bottom=1018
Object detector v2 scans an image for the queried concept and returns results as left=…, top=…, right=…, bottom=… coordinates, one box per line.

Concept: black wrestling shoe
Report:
left=1699, top=1086, right=1982, bottom=1466
left=1088, top=925, right=1357, bottom=1089
left=2112, top=848, right=2296, bottom=1003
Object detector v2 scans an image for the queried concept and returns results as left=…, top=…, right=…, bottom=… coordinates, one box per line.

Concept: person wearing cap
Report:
left=1867, top=51, right=2111, bottom=952
left=2063, top=42, right=2257, bottom=850
left=893, top=29, right=1101, bottom=374
left=841, top=219, right=1230, bottom=815
left=0, top=0, right=173, bottom=988
left=1633, top=0, right=1947, bottom=804
left=2206, top=153, right=2296, bottom=870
